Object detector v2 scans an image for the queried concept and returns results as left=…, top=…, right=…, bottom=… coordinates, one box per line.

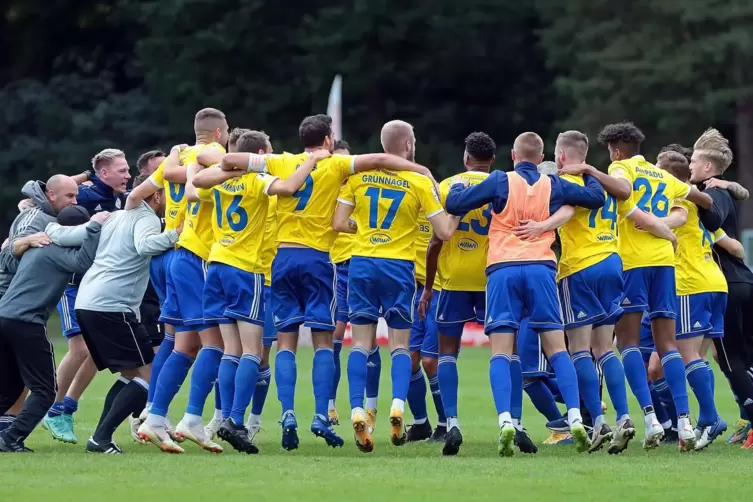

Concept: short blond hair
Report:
left=513, top=132, right=544, bottom=161
left=91, top=148, right=125, bottom=172
left=556, top=130, right=589, bottom=161
left=380, top=120, right=414, bottom=155
left=693, top=128, right=733, bottom=173
left=194, top=108, right=227, bottom=135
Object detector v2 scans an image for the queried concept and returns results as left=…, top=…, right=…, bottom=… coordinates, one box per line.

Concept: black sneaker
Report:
left=588, top=423, right=613, bottom=453
left=426, top=424, right=447, bottom=444
left=0, top=434, right=33, bottom=453
left=442, top=426, right=463, bottom=456
left=661, top=427, right=679, bottom=444
left=217, top=418, right=259, bottom=454
left=86, top=437, right=123, bottom=454
left=406, top=420, right=432, bottom=442
left=514, top=427, right=538, bottom=454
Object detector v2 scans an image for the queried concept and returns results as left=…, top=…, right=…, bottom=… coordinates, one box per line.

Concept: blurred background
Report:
left=1, top=0, right=752, bottom=251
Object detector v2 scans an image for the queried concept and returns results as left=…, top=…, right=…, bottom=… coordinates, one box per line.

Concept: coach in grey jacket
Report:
left=0, top=206, right=102, bottom=452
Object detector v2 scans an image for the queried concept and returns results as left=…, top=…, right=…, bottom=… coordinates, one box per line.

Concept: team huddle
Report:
left=1, top=108, right=753, bottom=457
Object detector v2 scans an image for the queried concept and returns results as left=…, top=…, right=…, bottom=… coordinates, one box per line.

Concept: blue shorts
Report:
left=263, top=285, right=277, bottom=347
left=57, top=284, right=81, bottom=338
left=335, top=260, right=350, bottom=324
left=410, top=284, right=439, bottom=358
left=676, top=292, right=727, bottom=339
left=639, top=314, right=655, bottom=364
left=559, top=253, right=624, bottom=329
left=517, top=317, right=552, bottom=377
left=161, top=247, right=211, bottom=329
left=203, top=262, right=265, bottom=326
left=621, top=266, right=676, bottom=319
left=271, top=247, right=336, bottom=332
left=485, top=263, right=563, bottom=334
left=436, top=289, right=485, bottom=338
left=150, top=248, right=175, bottom=308
left=348, top=257, right=416, bottom=330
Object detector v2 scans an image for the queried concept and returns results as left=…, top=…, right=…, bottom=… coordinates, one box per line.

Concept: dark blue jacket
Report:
left=76, top=175, right=127, bottom=216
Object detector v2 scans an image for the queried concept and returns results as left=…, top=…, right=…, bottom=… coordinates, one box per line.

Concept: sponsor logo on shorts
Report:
left=457, top=238, right=478, bottom=251
left=370, top=233, right=392, bottom=245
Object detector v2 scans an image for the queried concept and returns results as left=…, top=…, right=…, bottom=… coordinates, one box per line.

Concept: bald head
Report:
left=380, top=120, right=416, bottom=161
left=45, top=174, right=79, bottom=214
left=512, top=132, right=545, bottom=164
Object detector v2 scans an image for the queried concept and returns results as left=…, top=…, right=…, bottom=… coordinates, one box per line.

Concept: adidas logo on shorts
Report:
left=487, top=316, right=493, bottom=323
left=274, top=316, right=280, bottom=323
left=438, top=314, right=445, bottom=321
left=693, top=321, right=702, bottom=329
left=744, top=398, right=753, bottom=406
left=622, top=298, right=631, bottom=305
left=577, top=311, right=586, bottom=319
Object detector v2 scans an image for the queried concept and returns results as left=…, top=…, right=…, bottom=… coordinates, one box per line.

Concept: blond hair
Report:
left=380, top=120, right=414, bottom=155
left=513, top=132, right=544, bottom=161
left=194, top=108, right=227, bottom=135
left=556, top=130, right=589, bottom=161
left=693, top=128, right=733, bottom=173
left=91, top=148, right=125, bottom=172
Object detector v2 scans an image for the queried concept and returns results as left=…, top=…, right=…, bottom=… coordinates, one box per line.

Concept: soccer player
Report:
left=195, top=132, right=327, bottom=454
left=419, top=132, right=495, bottom=455
left=135, top=108, right=229, bottom=453
left=689, top=128, right=753, bottom=448
left=332, top=119, right=454, bottom=453
left=44, top=149, right=130, bottom=445
left=445, top=132, right=606, bottom=456
left=137, top=150, right=167, bottom=176
left=559, top=122, right=712, bottom=451
left=219, top=114, right=437, bottom=451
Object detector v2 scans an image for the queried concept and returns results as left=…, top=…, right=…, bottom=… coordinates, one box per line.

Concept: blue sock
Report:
left=549, top=351, right=580, bottom=411
left=347, top=347, right=369, bottom=410
left=62, top=396, right=78, bottom=415
left=510, top=355, right=523, bottom=421
left=275, top=349, right=297, bottom=413
left=407, top=368, right=428, bottom=421
left=331, top=339, right=343, bottom=400
left=428, top=373, right=446, bottom=424
left=653, top=378, right=677, bottom=427
left=545, top=377, right=564, bottom=404
left=523, top=380, right=561, bottom=421
left=489, top=353, right=512, bottom=415
left=391, top=348, right=411, bottom=401
left=650, top=383, right=671, bottom=426
left=250, top=366, right=271, bottom=416
left=218, top=355, right=240, bottom=420
left=438, top=354, right=459, bottom=417
left=620, top=346, right=653, bottom=409
left=230, top=353, right=261, bottom=424
left=597, top=351, right=629, bottom=419
left=148, top=334, right=175, bottom=404
left=47, top=402, right=65, bottom=418
left=150, top=350, right=194, bottom=418
left=366, top=346, right=381, bottom=400
left=686, top=359, right=717, bottom=426
left=705, top=360, right=715, bottom=398
left=572, top=350, right=601, bottom=420
left=660, top=350, right=689, bottom=416
left=312, top=347, right=335, bottom=417
left=186, top=346, right=223, bottom=416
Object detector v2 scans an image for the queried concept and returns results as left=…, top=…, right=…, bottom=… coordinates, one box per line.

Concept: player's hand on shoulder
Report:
left=311, top=148, right=332, bottom=162
left=171, top=144, right=190, bottom=154
left=512, top=219, right=545, bottom=241
left=449, top=176, right=469, bottom=188
left=18, top=198, right=36, bottom=212
left=703, top=178, right=729, bottom=190
left=90, top=211, right=111, bottom=224
left=28, top=232, right=51, bottom=248
left=558, top=163, right=590, bottom=176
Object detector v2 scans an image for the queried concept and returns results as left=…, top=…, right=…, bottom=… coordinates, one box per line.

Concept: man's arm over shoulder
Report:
left=52, top=223, right=102, bottom=275
left=133, top=212, right=179, bottom=257
left=557, top=174, right=606, bottom=209
left=46, top=222, right=89, bottom=247
left=446, top=170, right=506, bottom=216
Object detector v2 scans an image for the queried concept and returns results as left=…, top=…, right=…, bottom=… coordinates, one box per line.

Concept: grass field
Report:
left=1, top=317, right=751, bottom=501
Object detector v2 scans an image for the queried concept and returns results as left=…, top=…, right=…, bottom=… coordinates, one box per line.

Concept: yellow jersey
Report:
left=148, top=142, right=225, bottom=232
left=261, top=152, right=355, bottom=252
left=177, top=161, right=224, bottom=261
left=330, top=186, right=355, bottom=264
left=414, top=214, right=440, bottom=289
left=609, top=156, right=690, bottom=271
left=673, top=199, right=727, bottom=295
left=339, top=169, right=443, bottom=261
left=198, top=171, right=277, bottom=274
left=260, top=196, right=278, bottom=287
left=557, top=174, right=618, bottom=280
left=437, top=172, right=490, bottom=291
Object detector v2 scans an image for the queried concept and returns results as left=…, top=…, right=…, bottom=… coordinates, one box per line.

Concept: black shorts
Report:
left=76, top=309, right=154, bottom=373
left=715, top=282, right=753, bottom=374
left=143, top=321, right=164, bottom=348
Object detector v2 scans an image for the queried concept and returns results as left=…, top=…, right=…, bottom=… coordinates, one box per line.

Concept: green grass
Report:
left=2, top=316, right=752, bottom=501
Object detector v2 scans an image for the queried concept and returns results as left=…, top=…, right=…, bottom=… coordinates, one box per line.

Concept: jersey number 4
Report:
left=588, top=194, right=617, bottom=230
left=365, top=187, right=405, bottom=229
left=213, top=192, right=248, bottom=231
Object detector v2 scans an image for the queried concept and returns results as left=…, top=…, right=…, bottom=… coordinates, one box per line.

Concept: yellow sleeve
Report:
left=333, top=154, right=356, bottom=180
left=196, top=187, right=213, bottom=202
left=417, top=177, right=444, bottom=217
left=264, top=155, right=285, bottom=177
left=337, top=179, right=355, bottom=205
left=670, top=176, right=691, bottom=200
left=149, top=161, right=165, bottom=187
left=608, top=161, right=634, bottom=183
left=256, top=173, right=278, bottom=196
left=713, top=229, right=727, bottom=243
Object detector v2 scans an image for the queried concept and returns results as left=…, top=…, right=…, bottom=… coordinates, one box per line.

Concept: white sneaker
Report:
left=129, top=416, right=147, bottom=444
left=678, top=417, right=696, bottom=452
left=175, top=419, right=223, bottom=453
left=203, top=415, right=224, bottom=440
left=246, top=420, right=262, bottom=443
left=137, top=421, right=184, bottom=454
left=643, top=418, right=664, bottom=450
left=164, top=415, right=183, bottom=443
left=608, top=416, right=636, bottom=454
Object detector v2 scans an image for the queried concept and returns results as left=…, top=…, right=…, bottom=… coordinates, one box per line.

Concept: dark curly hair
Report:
left=465, top=132, right=496, bottom=161
left=597, top=122, right=645, bottom=147
left=659, top=143, right=692, bottom=164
